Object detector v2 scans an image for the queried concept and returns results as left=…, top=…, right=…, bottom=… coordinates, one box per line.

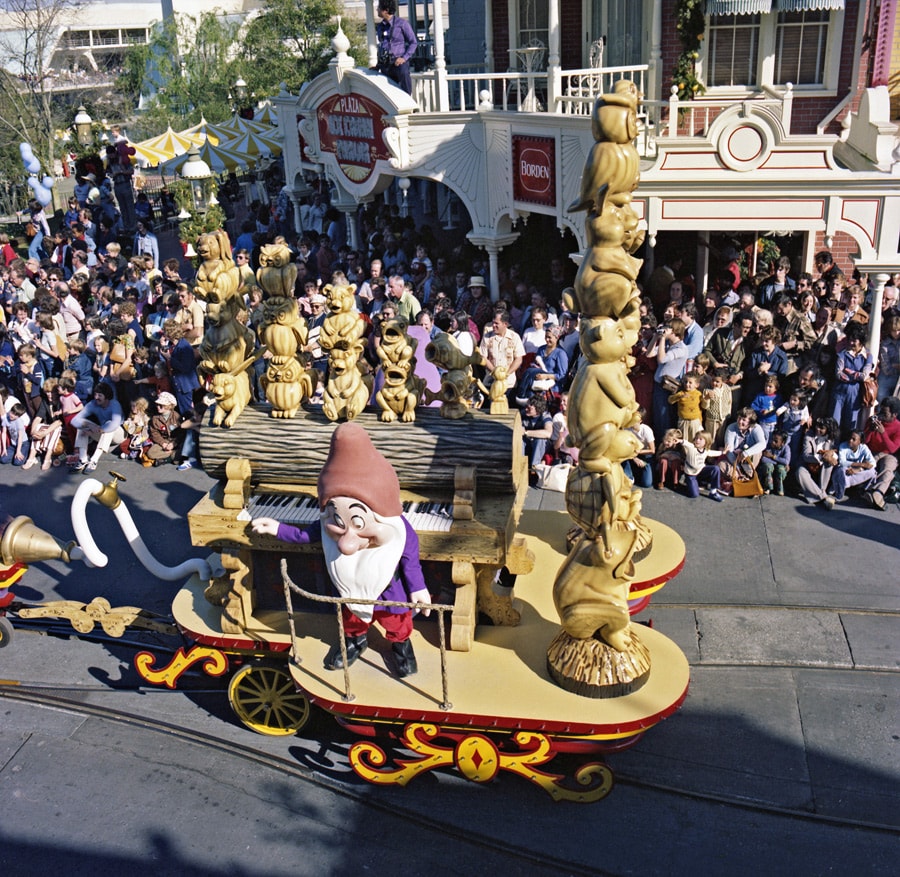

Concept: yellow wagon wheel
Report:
left=227, top=663, right=311, bottom=736
left=0, top=615, right=13, bottom=648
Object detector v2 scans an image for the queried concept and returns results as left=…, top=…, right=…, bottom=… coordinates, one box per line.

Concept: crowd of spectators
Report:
left=635, top=249, right=900, bottom=508
left=2, top=182, right=898, bottom=508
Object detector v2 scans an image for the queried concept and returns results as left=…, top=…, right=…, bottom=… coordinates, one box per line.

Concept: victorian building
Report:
left=274, top=0, right=900, bottom=331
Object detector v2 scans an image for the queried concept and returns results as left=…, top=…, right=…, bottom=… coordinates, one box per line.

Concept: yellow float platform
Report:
left=281, top=511, right=689, bottom=741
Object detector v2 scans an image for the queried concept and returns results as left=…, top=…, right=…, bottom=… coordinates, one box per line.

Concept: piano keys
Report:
left=246, top=492, right=455, bottom=532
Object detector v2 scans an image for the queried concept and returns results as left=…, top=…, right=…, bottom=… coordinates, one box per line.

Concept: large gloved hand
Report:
left=410, top=588, right=431, bottom=617
left=250, top=517, right=279, bottom=536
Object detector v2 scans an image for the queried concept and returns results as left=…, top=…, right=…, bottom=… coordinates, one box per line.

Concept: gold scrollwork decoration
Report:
left=349, top=723, right=615, bottom=802
left=18, top=597, right=176, bottom=638
left=134, top=646, right=229, bottom=689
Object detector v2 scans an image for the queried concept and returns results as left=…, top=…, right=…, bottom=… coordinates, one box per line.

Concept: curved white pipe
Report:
left=72, top=478, right=213, bottom=581
left=72, top=479, right=108, bottom=568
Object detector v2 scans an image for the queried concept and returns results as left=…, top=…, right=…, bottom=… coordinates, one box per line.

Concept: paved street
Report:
left=1, top=454, right=898, bottom=875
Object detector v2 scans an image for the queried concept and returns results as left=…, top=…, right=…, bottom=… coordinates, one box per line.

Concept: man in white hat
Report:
left=252, top=423, right=430, bottom=677
left=457, top=275, right=494, bottom=335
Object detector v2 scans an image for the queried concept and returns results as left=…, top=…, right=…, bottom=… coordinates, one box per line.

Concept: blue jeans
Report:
left=1, top=439, right=30, bottom=465
left=28, top=230, right=44, bottom=261
left=684, top=464, right=721, bottom=497
left=181, top=428, right=198, bottom=461
left=623, top=457, right=654, bottom=487
left=524, top=437, right=547, bottom=468
left=652, top=381, right=674, bottom=440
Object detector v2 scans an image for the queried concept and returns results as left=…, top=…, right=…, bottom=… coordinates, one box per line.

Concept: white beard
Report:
left=321, top=515, right=406, bottom=622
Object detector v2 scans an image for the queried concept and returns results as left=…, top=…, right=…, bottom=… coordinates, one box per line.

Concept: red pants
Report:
left=342, top=605, right=412, bottom=642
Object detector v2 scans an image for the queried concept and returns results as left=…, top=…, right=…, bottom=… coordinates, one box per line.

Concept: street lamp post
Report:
left=181, top=146, right=213, bottom=213
left=74, top=106, right=93, bottom=147
left=232, top=77, right=253, bottom=119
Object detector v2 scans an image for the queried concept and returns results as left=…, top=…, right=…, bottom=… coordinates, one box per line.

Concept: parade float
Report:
left=1, top=79, right=688, bottom=803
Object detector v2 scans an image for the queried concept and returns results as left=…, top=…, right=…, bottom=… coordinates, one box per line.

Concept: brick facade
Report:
left=491, top=4, right=509, bottom=73
left=559, top=4, right=581, bottom=70
left=659, top=0, right=874, bottom=137
left=812, top=230, right=860, bottom=280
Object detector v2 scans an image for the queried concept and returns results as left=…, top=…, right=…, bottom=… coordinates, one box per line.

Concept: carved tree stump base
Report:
left=546, top=627, right=651, bottom=699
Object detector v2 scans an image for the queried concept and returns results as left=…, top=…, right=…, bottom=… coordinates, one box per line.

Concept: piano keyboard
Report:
left=246, top=493, right=455, bottom=532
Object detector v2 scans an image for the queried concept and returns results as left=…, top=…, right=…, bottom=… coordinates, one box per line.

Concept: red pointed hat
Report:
left=317, top=422, right=402, bottom=517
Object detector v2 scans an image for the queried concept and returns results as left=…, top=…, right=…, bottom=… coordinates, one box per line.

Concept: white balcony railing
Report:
left=408, top=64, right=799, bottom=163
left=412, top=62, right=647, bottom=116
left=556, top=64, right=648, bottom=116
left=412, top=66, right=549, bottom=113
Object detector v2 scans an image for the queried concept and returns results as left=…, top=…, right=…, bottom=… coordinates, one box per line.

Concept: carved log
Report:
left=200, top=404, right=523, bottom=492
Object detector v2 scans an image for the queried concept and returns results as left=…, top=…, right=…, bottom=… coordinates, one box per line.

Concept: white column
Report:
left=648, top=0, right=662, bottom=106
left=366, top=1, right=378, bottom=69
left=547, top=0, right=560, bottom=111
left=468, top=232, right=520, bottom=301
left=867, top=272, right=891, bottom=369
left=432, top=0, right=449, bottom=111
left=696, top=232, right=710, bottom=298
left=486, top=245, right=501, bottom=302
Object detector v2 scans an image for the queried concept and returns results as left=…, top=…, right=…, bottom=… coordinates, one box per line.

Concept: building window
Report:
left=774, top=10, right=828, bottom=86
left=703, top=7, right=841, bottom=94
left=707, top=14, right=761, bottom=88
left=516, top=0, right=548, bottom=50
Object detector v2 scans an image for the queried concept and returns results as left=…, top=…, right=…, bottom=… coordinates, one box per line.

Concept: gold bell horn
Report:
left=0, top=516, right=75, bottom=565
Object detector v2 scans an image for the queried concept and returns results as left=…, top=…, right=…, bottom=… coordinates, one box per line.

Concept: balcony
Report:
left=56, top=27, right=148, bottom=51
left=408, top=62, right=805, bottom=162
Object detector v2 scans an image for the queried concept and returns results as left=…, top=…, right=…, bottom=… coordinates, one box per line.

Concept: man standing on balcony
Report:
left=376, top=0, right=418, bottom=96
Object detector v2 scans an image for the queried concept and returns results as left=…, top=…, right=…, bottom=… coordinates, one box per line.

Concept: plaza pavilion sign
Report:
left=317, top=93, right=392, bottom=184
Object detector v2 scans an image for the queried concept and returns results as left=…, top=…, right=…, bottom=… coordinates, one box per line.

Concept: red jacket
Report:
left=864, top=417, right=900, bottom=456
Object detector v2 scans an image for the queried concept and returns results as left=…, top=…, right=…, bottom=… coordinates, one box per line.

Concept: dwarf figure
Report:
left=251, top=423, right=430, bottom=677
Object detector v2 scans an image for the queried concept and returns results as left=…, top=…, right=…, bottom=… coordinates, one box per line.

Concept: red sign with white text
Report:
left=317, top=93, right=392, bottom=185
left=512, top=135, right=556, bottom=207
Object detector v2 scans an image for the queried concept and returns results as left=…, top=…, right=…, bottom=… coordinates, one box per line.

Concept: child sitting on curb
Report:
left=759, top=430, right=791, bottom=495
left=655, top=428, right=684, bottom=490
left=680, top=430, right=724, bottom=501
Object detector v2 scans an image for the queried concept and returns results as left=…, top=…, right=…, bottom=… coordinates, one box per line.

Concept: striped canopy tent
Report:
left=135, top=126, right=201, bottom=161
left=221, top=129, right=283, bottom=164
left=253, top=102, right=279, bottom=126
left=218, top=112, right=274, bottom=136
left=129, top=140, right=172, bottom=168
left=179, top=118, right=228, bottom=146
left=158, top=136, right=249, bottom=175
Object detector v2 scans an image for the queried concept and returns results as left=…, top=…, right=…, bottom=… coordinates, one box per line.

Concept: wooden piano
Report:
left=185, top=405, right=534, bottom=651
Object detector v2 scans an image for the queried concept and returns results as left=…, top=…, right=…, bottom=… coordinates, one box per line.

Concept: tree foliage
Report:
left=0, top=0, right=84, bottom=191
left=119, top=12, right=243, bottom=138
left=240, top=0, right=366, bottom=97
left=120, top=0, right=367, bottom=137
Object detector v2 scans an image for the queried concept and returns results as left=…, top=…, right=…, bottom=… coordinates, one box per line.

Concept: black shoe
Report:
left=391, top=639, right=418, bottom=678
left=324, top=635, right=368, bottom=670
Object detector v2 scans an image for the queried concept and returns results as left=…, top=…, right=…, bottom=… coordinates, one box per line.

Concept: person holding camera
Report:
left=376, top=0, right=418, bottom=95
left=862, top=396, right=900, bottom=510
left=652, top=318, right=689, bottom=439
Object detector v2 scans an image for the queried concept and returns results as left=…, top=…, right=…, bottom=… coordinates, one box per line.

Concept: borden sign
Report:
left=512, top=135, right=556, bottom=208
left=317, top=93, right=392, bottom=184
